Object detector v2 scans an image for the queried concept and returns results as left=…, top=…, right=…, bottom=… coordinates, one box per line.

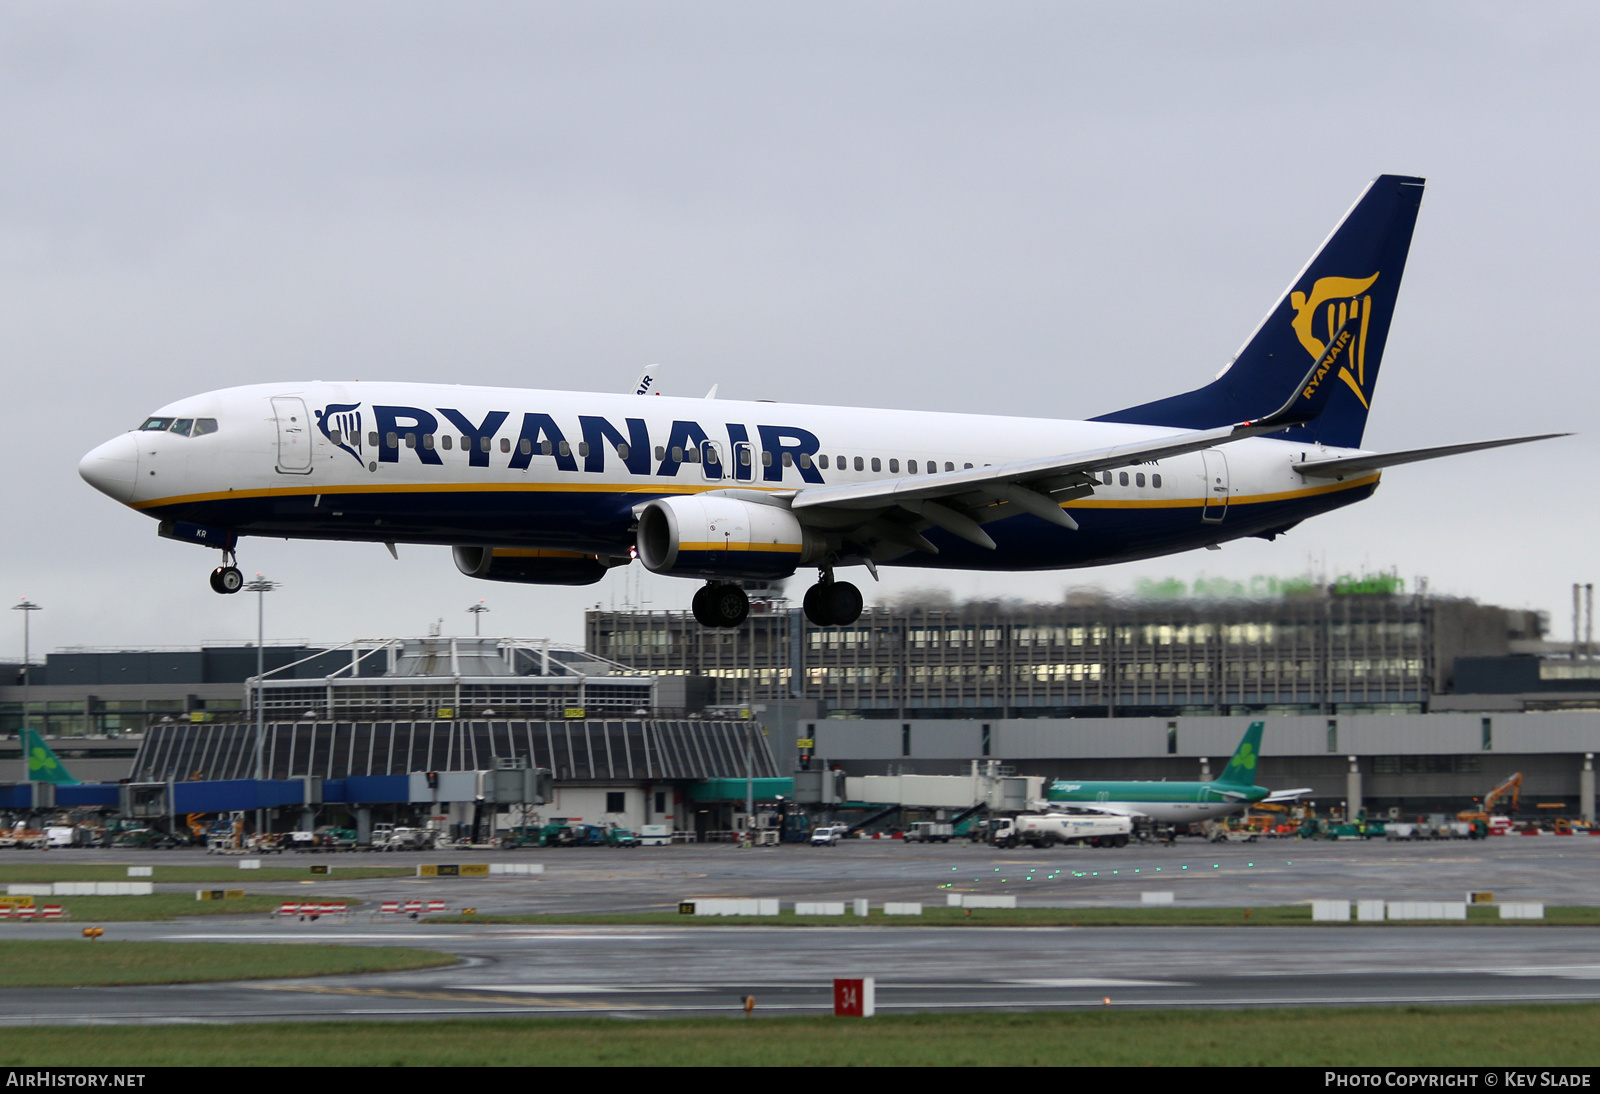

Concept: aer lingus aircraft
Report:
left=1045, top=722, right=1309, bottom=824
left=79, top=174, right=1561, bottom=628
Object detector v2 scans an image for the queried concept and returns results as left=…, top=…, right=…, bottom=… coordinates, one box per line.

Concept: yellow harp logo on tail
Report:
left=1290, top=273, right=1379, bottom=408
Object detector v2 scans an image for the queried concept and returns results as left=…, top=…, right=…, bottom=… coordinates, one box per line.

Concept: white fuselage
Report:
left=79, top=381, right=1380, bottom=574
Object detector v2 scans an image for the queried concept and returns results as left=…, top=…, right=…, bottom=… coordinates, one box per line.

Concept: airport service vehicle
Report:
left=991, top=813, right=1133, bottom=849
left=904, top=821, right=955, bottom=843
left=811, top=825, right=849, bottom=846
left=1045, top=721, right=1311, bottom=825
left=79, top=175, right=1561, bottom=629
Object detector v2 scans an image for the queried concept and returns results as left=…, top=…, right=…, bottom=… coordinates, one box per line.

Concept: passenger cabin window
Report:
left=1119, top=471, right=1128, bottom=486
left=1135, top=472, right=1145, bottom=487
left=1152, top=473, right=1162, bottom=488
left=422, top=433, right=435, bottom=450
left=908, top=460, right=918, bottom=473
left=871, top=457, right=881, bottom=472
left=441, top=435, right=453, bottom=450
left=818, top=454, right=829, bottom=469
left=797, top=453, right=811, bottom=469
left=501, top=438, right=512, bottom=454
left=944, top=461, right=954, bottom=472
left=520, top=439, right=532, bottom=455
left=853, top=456, right=864, bottom=471
left=888, top=459, right=899, bottom=473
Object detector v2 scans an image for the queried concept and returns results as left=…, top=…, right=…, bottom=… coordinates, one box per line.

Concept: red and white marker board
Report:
left=833, top=977, right=875, bottom=1017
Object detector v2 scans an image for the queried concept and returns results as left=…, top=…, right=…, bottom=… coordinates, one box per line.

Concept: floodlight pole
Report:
left=12, top=599, right=40, bottom=738
left=467, top=601, right=489, bottom=637
left=244, top=575, right=280, bottom=782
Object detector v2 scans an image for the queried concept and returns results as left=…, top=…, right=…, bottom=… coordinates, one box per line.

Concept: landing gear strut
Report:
left=803, top=570, right=862, bottom=628
left=209, top=552, right=244, bottom=595
left=692, top=582, right=749, bottom=628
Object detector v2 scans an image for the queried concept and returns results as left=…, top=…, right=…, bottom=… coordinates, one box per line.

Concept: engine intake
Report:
left=636, top=495, right=824, bottom=579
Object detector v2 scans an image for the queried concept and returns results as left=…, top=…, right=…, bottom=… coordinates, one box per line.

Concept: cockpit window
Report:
left=140, top=417, right=174, bottom=431
left=170, top=419, right=194, bottom=437
left=193, top=419, right=218, bottom=436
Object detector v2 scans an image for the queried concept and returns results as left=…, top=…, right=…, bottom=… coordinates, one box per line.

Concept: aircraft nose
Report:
left=78, top=433, right=140, bottom=504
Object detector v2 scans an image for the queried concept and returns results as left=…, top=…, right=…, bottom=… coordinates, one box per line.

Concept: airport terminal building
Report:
left=5, top=584, right=1600, bottom=824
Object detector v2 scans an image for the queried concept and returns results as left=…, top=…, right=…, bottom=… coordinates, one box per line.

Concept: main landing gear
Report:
left=689, top=570, right=865, bottom=629
left=692, top=582, right=750, bottom=628
left=209, top=552, right=244, bottom=595
left=803, top=571, right=862, bottom=628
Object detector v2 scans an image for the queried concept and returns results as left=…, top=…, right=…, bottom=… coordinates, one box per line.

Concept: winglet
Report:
left=1242, top=318, right=1355, bottom=431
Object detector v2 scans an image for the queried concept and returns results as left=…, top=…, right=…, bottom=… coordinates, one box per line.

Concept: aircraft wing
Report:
left=784, top=333, right=1352, bottom=552
left=1050, top=801, right=1150, bottom=819
left=1262, top=787, right=1314, bottom=803
left=1293, top=433, right=1567, bottom=478
left=788, top=419, right=1289, bottom=550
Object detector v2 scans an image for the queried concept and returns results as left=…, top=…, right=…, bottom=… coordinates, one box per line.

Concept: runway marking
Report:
left=1495, top=965, right=1600, bottom=979
left=460, top=984, right=708, bottom=994
left=160, top=932, right=668, bottom=942
left=1000, top=978, right=1186, bottom=988
left=254, top=984, right=622, bottom=1009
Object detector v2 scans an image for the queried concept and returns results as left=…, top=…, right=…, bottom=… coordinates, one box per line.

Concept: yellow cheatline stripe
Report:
left=131, top=480, right=779, bottom=510
left=679, top=542, right=803, bottom=553
left=132, top=471, right=1379, bottom=514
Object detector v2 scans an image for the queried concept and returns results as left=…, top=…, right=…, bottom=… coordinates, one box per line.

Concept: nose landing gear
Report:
left=209, top=552, right=244, bottom=595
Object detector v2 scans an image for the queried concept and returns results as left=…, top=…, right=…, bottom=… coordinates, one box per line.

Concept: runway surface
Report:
left=4, top=837, right=1600, bottom=1023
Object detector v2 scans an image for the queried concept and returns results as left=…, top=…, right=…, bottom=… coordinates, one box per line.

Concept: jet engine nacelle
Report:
left=636, top=495, right=824, bottom=579
left=452, top=545, right=621, bottom=586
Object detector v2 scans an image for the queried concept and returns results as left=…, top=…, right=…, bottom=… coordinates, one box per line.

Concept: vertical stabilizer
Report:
left=24, top=726, right=79, bottom=786
left=1215, top=721, right=1264, bottom=789
left=1093, top=175, right=1425, bottom=448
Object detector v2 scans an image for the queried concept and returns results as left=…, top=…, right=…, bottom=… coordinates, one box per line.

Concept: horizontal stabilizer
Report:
left=1294, top=433, right=1568, bottom=477
left=1263, top=787, right=1314, bottom=804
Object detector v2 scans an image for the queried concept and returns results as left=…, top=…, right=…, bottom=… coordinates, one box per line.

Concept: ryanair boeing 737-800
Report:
left=78, top=175, right=1560, bottom=628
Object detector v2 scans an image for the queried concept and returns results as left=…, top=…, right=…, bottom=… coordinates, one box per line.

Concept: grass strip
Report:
left=1, top=1006, right=1598, bottom=1066
left=0, top=939, right=455, bottom=987
left=0, top=864, right=417, bottom=883
left=427, top=904, right=1600, bottom=927
left=0, top=893, right=366, bottom=922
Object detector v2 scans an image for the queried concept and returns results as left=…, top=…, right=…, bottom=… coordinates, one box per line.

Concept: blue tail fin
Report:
left=1093, top=175, right=1425, bottom=449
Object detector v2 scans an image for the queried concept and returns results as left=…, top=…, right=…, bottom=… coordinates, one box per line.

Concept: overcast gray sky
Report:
left=4, top=2, right=1596, bottom=656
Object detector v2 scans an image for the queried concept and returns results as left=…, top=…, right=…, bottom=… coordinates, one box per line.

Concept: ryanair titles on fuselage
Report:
left=313, top=400, right=829, bottom=483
